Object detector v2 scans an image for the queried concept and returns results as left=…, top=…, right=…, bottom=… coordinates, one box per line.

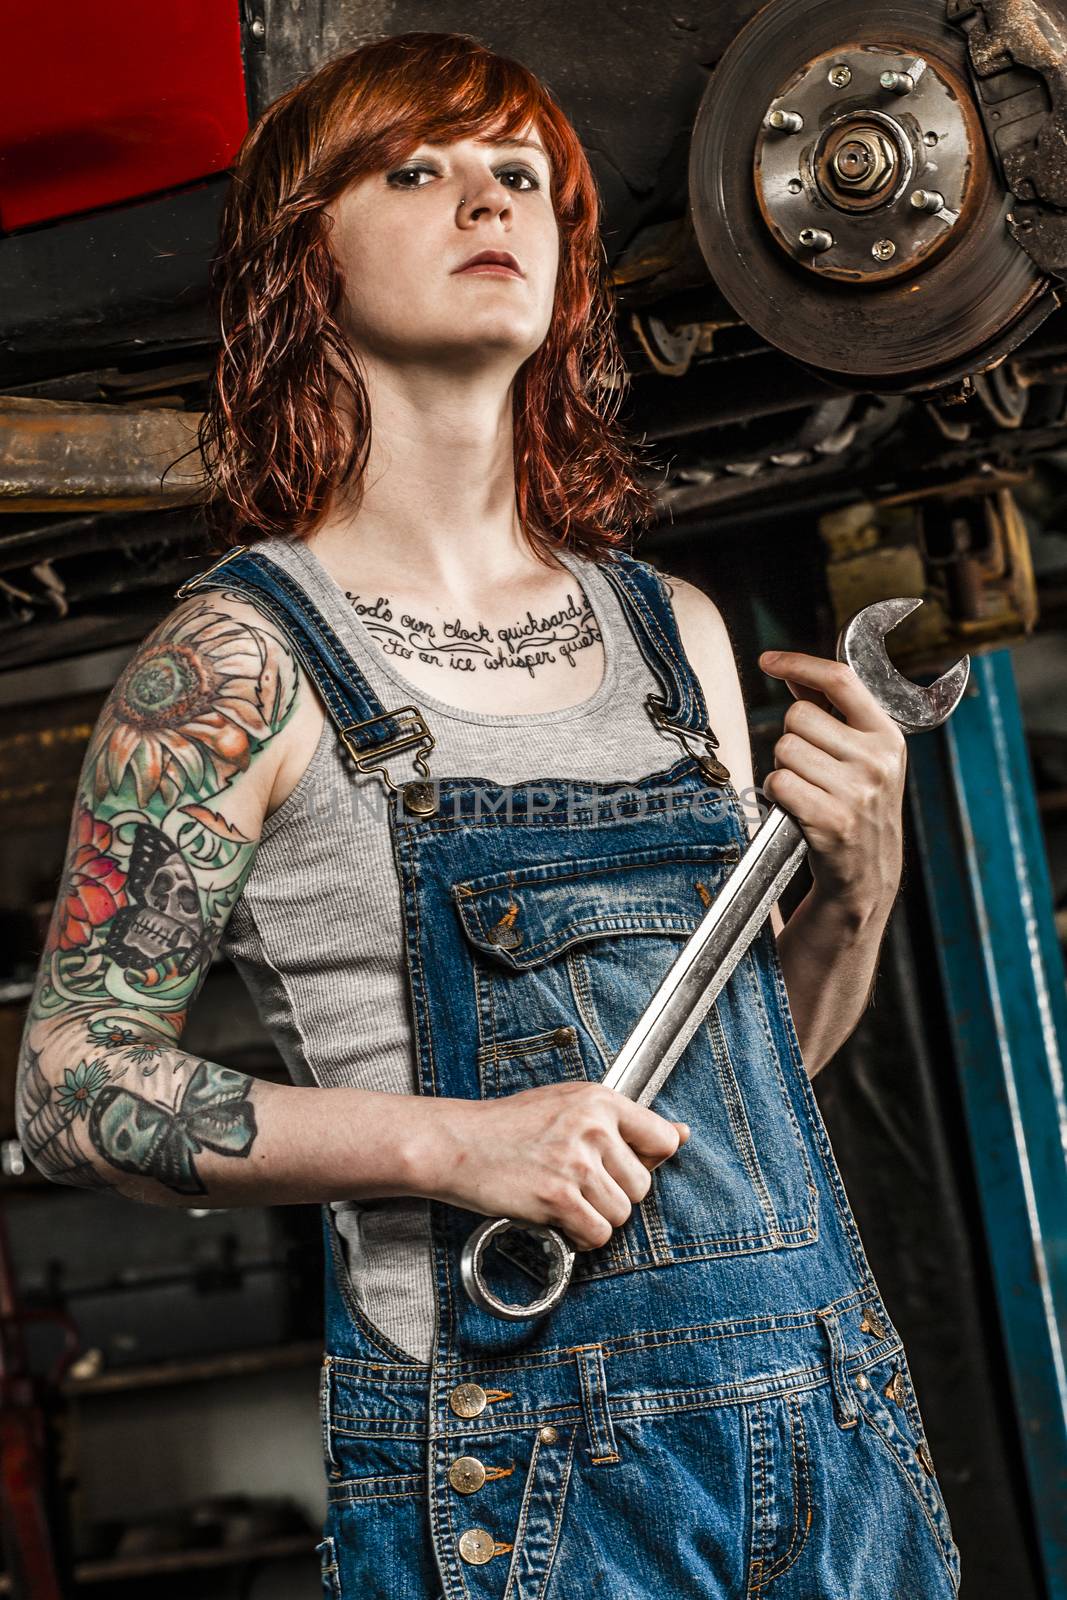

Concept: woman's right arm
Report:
left=13, top=588, right=434, bottom=1211
left=15, top=586, right=688, bottom=1246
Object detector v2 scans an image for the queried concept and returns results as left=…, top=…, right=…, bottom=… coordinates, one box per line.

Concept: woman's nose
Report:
left=458, top=180, right=512, bottom=225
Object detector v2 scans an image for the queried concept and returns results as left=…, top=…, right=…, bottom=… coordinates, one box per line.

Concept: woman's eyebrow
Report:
left=481, top=136, right=551, bottom=165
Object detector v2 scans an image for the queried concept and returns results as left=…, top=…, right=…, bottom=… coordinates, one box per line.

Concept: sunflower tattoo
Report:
left=89, top=604, right=291, bottom=810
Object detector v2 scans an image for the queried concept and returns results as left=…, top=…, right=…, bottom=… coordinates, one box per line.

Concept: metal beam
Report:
left=908, top=647, right=1067, bottom=1599
left=0, top=398, right=204, bottom=511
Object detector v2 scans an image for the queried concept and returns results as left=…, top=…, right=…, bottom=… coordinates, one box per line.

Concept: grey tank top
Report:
left=221, top=532, right=687, bottom=1363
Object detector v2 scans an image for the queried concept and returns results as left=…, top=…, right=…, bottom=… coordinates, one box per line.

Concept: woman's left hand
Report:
left=757, top=648, right=907, bottom=918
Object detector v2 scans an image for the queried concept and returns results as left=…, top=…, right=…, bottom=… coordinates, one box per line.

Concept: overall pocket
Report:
left=451, top=840, right=819, bottom=1286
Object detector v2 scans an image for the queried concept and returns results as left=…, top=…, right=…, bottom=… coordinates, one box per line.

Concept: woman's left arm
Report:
left=664, top=575, right=906, bottom=1081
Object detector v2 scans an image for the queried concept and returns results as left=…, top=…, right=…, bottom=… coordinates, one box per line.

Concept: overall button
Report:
left=449, top=1382, right=488, bottom=1418
left=884, top=1369, right=906, bottom=1406
left=458, top=1528, right=496, bottom=1565
left=449, top=1456, right=487, bottom=1494
left=854, top=1372, right=870, bottom=1390
left=859, top=1303, right=887, bottom=1339
left=402, top=781, right=437, bottom=817
left=539, top=1426, right=558, bottom=1443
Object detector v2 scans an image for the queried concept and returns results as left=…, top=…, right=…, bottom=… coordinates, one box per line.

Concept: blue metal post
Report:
left=908, top=645, right=1067, bottom=1597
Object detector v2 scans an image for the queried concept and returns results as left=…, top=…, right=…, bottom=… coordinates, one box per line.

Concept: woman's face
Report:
left=325, top=123, right=560, bottom=376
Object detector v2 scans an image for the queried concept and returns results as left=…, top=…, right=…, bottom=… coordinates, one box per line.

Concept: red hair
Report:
left=195, top=30, right=656, bottom=564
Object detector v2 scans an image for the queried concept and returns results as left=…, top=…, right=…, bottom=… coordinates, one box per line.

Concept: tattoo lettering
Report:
left=17, top=596, right=299, bottom=1195
left=344, top=588, right=602, bottom=681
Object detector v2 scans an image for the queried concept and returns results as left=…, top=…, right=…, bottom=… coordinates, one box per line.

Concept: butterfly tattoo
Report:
left=88, top=1060, right=258, bottom=1195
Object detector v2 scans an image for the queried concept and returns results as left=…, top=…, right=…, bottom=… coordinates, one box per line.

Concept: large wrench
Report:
left=460, top=597, right=970, bottom=1320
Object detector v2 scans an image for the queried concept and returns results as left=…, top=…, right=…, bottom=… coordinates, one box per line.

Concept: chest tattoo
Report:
left=343, top=588, right=602, bottom=680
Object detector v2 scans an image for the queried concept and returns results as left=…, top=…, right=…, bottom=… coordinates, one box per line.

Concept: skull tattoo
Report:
left=103, top=824, right=205, bottom=976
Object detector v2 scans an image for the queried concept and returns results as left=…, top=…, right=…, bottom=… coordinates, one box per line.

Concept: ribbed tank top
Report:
left=220, top=532, right=689, bottom=1362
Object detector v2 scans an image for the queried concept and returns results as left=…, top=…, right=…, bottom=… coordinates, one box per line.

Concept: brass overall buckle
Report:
left=175, top=543, right=250, bottom=599
left=338, top=708, right=438, bottom=814
left=645, top=693, right=731, bottom=785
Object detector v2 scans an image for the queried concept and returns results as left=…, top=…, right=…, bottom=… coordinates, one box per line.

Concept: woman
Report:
left=18, top=31, right=961, bottom=1599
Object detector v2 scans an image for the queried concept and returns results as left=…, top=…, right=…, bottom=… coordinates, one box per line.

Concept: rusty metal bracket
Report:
left=947, top=0, right=1067, bottom=277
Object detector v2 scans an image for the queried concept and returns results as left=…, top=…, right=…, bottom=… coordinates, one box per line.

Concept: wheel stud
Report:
left=798, top=227, right=833, bottom=252
left=766, top=108, right=803, bottom=132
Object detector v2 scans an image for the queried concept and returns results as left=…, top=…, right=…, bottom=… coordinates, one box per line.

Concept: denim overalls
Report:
left=176, top=543, right=962, bottom=1600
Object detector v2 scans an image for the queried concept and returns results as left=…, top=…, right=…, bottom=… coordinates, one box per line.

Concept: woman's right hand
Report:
left=409, top=1081, right=691, bottom=1252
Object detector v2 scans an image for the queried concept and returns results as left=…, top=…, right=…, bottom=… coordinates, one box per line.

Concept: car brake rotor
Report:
left=688, top=0, right=1054, bottom=390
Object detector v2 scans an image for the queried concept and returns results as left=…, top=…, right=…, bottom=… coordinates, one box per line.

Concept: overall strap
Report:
left=174, top=544, right=437, bottom=804
left=597, top=551, right=731, bottom=786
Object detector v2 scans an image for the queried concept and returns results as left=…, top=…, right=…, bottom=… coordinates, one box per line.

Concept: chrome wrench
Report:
left=460, top=597, right=970, bottom=1320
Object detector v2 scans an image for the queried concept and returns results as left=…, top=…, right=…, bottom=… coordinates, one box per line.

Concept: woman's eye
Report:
left=386, top=164, right=436, bottom=188
left=496, top=165, right=539, bottom=191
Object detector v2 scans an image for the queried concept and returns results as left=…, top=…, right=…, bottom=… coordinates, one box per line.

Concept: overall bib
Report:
left=177, top=544, right=962, bottom=1600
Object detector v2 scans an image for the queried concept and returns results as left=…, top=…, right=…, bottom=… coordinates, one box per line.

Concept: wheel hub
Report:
left=756, top=46, right=972, bottom=282
left=688, top=0, right=1051, bottom=387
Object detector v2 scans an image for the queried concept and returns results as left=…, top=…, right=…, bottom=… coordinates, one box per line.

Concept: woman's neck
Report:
left=310, top=361, right=555, bottom=603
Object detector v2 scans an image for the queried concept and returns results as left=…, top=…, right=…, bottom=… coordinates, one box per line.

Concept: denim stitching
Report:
left=321, top=1356, right=337, bottom=1470
left=574, top=1345, right=620, bottom=1464
left=224, top=562, right=358, bottom=727
left=327, top=1352, right=908, bottom=1430
left=464, top=912, right=722, bottom=964
left=328, top=1476, right=425, bottom=1504
left=315, top=1535, right=341, bottom=1599
left=816, top=1308, right=859, bottom=1428
left=598, top=559, right=695, bottom=725
left=749, top=1392, right=813, bottom=1590
left=501, top=1428, right=545, bottom=1600
left=706, top=1007, right=782, bottom=1230
left=398, top=829, right=441, bottom=1098
left=737, top=952, right=820, bottom=1222
left=564, top=950, right=611, bottom=1071
left=454, top=841, right=740, bottom=900
left=602, top=560, right=706, bottom=728
left=532, top=1426, right=577, bottom=1600
left=747, top=1398, right=771, bottom=1594
left=857, top=1399, right=960, bottom=1591
left=327, top=1290, right=887, bottom=1375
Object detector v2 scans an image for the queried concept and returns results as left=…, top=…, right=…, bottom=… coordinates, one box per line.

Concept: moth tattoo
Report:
left=89, top=1059, right=258, bottom=1195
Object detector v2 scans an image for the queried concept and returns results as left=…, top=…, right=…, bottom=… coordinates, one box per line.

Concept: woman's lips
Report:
left=457, top=262, right=523, bottom=277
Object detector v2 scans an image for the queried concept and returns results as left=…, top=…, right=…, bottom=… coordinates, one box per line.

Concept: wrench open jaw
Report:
left=461, top=597, right=970, bottom=1321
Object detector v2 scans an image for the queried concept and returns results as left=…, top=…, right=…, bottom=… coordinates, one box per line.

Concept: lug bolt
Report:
left=880, top=69, right=914, bottom=94
left=872, top=238, right=897, bottom=261
left=828, top=63, right=852, bottom=88
left=798, top=227, right=833, bottom=252
left=767, top=108, right=804, bottom=132
left=909, top=188, right=944, bottom=212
